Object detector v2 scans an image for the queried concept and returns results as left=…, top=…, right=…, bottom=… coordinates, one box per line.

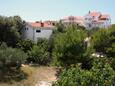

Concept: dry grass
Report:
left=0, top=66, right=58, bottom=86
left=0, top=65, right=38, bottom=86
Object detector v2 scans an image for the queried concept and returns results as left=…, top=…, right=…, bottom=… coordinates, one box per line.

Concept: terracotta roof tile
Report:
left=29, top=22, right=55, bottom=28
left=89, top=12, right=101, bottom=17
left=100, top=14, right=109, bottom=19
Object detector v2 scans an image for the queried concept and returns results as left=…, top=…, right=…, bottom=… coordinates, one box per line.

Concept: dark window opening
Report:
left=25, top=28, right=28, bottom=30
left=36, top=30, right=41, bottom=33
left=89, top=24, right=91, bottom=28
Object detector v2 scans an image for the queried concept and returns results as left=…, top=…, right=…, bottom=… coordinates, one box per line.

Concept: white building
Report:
left=60, top=11, right=111, bottom=30
left=22, top=21, right=56, bottom=42
left=60, top=16, right=85, bottom=27
left=84, top=11, right=111, bottom=30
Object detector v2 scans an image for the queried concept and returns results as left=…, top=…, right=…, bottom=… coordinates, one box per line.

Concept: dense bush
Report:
left=17, top=39, right=35, bottom=52
left=53, top=58, right=115, bottom=86
left=106, top=26, right=115, bottom=57
left=91, top=25, right=115, bottom=57
left=28, top=39, right=50, bottom=65
left=56, top=21, right=65, bottom=33
left=91, top=29, right=108, bottom=53
left=0, top=43, right=28, bottom=71
left=52, top=26, right=90, bottom=66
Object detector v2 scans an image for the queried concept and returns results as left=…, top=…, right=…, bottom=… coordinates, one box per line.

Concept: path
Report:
left=34, top=67, right=58, bottom=86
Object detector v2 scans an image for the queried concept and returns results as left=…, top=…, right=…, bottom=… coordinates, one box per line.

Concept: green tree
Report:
left=91, top=25, right=115, bottom=57
left=56, top=21, right=65, bottom=33
left=28, top=39, right=50, bottom=65
left=106, top=25, right=115, bottom=57
left=91, top=29, right=108, bottom=53
left=53, top=58, right=115, bottom=86
left=0, top=15, right=25, bottom=47
left=52, top=26, right=88, bottom=66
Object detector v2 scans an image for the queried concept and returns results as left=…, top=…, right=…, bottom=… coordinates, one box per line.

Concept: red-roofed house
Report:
left=22, top=21, right=56, bottom=42
left=60, top=11, right=111, bottom=29
left=84, top=11, right=111, bottom=29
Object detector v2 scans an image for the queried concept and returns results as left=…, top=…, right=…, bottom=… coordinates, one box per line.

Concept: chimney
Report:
left=41, top=22, right=44, bottom=27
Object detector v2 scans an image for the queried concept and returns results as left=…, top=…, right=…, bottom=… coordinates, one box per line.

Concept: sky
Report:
left=0, top=0, right=115, bottom=23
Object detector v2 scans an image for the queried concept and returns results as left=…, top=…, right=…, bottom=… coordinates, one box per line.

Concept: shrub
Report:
left=28, top=39, right=50, bottom=65
left=17, top=39, right=35, bottom=52
left=91, top=26, right=115, bottom=57
left=53, top=59, right=115, bottom=86
left=0, top=43, right=28, bottom=71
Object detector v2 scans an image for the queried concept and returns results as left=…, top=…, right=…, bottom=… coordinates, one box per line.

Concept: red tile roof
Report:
left=29, top=22, right=41, bottom=27
left=89, top=12, right=101, bottom=17
left=28, top=22, right=55, bottom=28
left=100, top=14, right=109, bottom=19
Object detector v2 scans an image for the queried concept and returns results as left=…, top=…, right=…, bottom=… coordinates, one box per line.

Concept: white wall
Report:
left=23, top=25, right=54, bottom=42
left=22, top=25, right=34, bottom=41
left=34, top=28, right=53, bottom=42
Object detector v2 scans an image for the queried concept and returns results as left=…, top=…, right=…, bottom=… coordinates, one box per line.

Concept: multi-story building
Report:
left=22, top=11, right=111, bottom=42
left=60, top=16, right=85, bottom=27
left=84, top=11, right=111, bottom=30
left=60, top=11, right=111, bottom=29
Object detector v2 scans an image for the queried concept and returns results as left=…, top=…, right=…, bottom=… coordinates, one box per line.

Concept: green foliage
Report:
left=53, top=58, right=115, bottom=86
left=52, top=26, right=88, bottom=66
left=28, top=39, right=50, bottom=65
left=111, top=58, right=115, bottom=70
left=0, top=15, right=25, bottom=47
left=0, top=43, right=28, bottom=71
left=17, top=39, right=35, bottom=52
left=56, top=21, right=65, bottom=33
left=91, top=26, right=115, bottom=57
left=91, top=29, right=108, bottom=53
left=106, top=26, right=115, bottom=57
left=87, top=27, right=100, bottom=36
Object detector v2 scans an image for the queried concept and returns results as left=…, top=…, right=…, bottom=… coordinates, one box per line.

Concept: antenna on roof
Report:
left=89, top=10, right=90, bottom=14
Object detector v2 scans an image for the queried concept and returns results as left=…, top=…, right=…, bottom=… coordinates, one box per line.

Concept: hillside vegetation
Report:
left=0, top=15, right=115, bottom=86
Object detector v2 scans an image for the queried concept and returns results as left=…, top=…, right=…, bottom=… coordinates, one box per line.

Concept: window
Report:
left=25, top=28, right=28, bottom=30
left=36, top=30, right=41, bottom=33
left=89, top=24, right=91, bottom=28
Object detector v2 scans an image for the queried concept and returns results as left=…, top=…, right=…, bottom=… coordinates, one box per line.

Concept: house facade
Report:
left=60, top=11, right=111, bottom=29
left=60, top=16, right=85, bottom=27
left=84, top=12, right=111, bottom=30
left=22, top=21, right=56, bottom=42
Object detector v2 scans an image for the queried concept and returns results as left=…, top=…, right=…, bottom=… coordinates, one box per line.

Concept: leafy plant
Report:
left=28, top=39, right=50, bottom=65
left=53, top=58, right=115, bottom=86
left=52, top=26, right=89, bottom=66
left=0, top=43, right=28, bottom=71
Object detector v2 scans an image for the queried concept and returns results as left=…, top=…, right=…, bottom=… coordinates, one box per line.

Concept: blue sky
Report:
left=0, top=0, right=115, bottom=23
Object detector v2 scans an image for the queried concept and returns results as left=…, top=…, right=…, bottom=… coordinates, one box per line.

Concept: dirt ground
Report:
left=34, top=66, right=58, bottom=86
left=0, top=66, right=58, bottom=86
